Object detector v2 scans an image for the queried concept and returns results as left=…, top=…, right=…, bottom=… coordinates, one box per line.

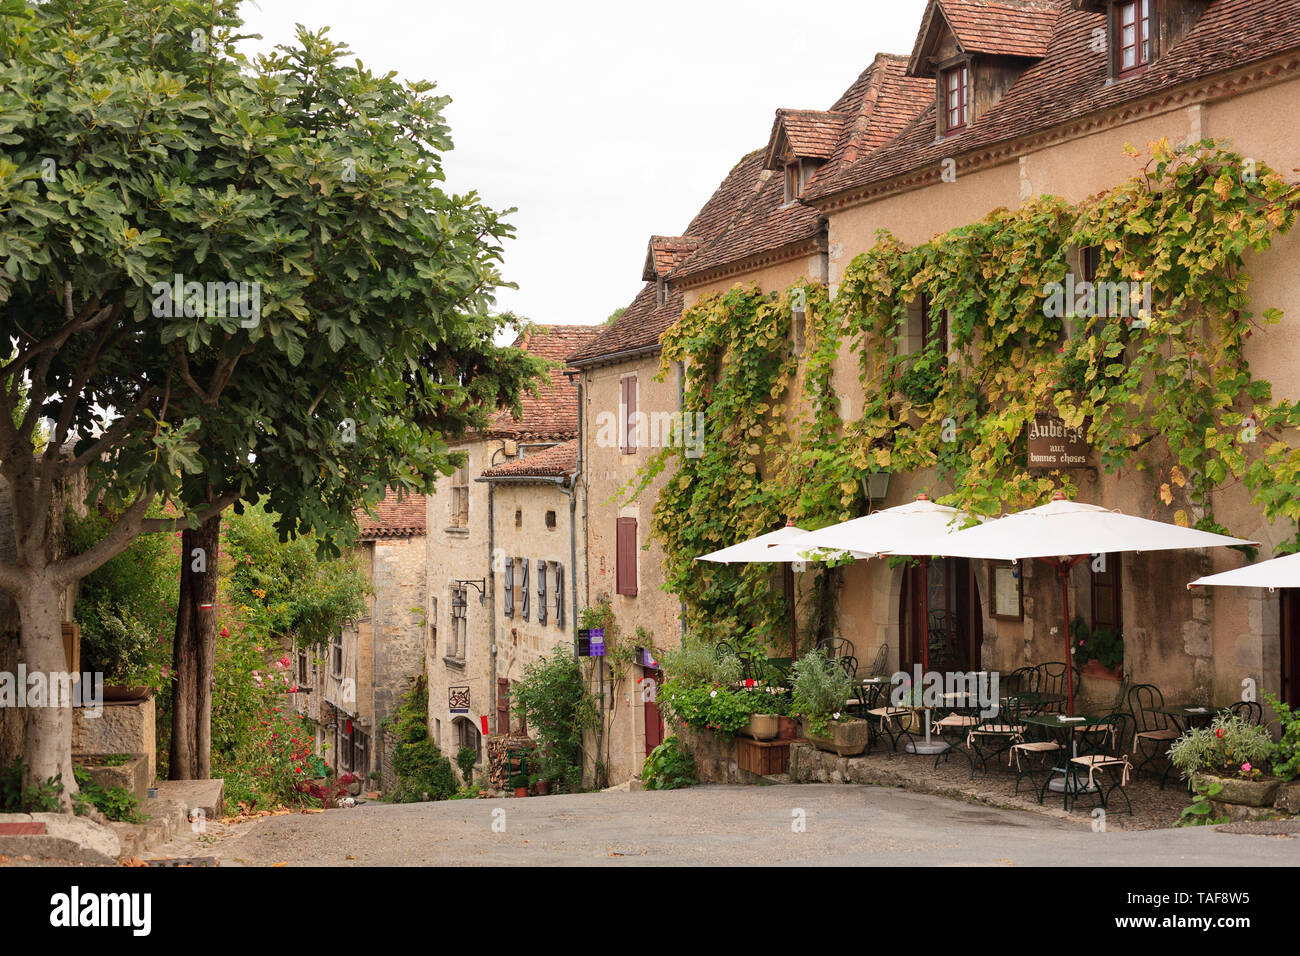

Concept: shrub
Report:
left=659, top=680, right=759, bottom=738
left=1168, top=712, right=1274, bottom=780
left=1265, top=692, right=1300, bottom=781
left=0, top=760, right=62, bottom=813
left=72, top=767, right=148, bottom=824
left=791, top=648, right=855, bottom=738
left=388, top=675, right=456, bottom=803
left=456, top=746, right=477, bottom=786
left=642, top=737, right=697, bottom=790
left=658, top=633, right=743, bottom=687
left=511, top=649, right=597, bottom=792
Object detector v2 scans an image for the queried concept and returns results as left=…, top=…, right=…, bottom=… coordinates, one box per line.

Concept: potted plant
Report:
left=1070, top=618, right=1124, bottom=680
left=792, top=649, right=869, bottom=756
left=1169, top=712, right=1280, bottom=808
left=740, top=686, right=787, bottom=741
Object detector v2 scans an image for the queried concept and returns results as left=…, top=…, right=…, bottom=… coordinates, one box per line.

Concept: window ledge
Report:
left=442, top=655, right=466, bottom=669
left=444, top=526, right=470, bottom=536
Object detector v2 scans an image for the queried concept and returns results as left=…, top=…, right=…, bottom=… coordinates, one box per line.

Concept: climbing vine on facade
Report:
left=630, top=141, right=1300, bottom=651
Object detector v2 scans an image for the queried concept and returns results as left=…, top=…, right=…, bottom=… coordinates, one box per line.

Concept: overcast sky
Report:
left=238, top=0, right=931, bottom=327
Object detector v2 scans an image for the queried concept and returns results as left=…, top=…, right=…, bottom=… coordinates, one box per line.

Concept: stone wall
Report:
left=72, top=696, right=156, bottom=785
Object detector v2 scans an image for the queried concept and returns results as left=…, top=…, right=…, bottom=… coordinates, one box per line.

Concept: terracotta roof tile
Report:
left=491, top=325, right=601, bottom=440
left=909, top=0, right=1059, bottom=70
left=479, top=438, right=578, bottom=481
left=357, top=488, right=426, bottom=539
left=766, top=109, right=852, bottom=165
left=643, top=236, right=704, bottom=280
left=810, top=0, right=1300, bottom=203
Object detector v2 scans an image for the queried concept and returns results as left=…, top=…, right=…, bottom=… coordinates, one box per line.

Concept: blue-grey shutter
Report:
left=554, top=564, right=565, bottom=628
left=521, top=558, right=530, bottom=620
left=503, top=556, right=514, bottom=618
left=536, top=559, right=548, bottom=625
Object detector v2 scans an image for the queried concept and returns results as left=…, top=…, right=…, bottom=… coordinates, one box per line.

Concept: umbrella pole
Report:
left=919, top=556, right=931, bottom=674
left=1056, top=561, right=1076, bottom=716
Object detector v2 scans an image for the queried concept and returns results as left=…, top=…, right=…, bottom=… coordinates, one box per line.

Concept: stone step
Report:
left=151, top=778, right=224, bottom=820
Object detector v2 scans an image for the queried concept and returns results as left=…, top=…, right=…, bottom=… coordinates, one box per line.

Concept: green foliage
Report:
left=791, top=648, right=854, bottom=738
left=456, top=746, right=477, bottom=785
left=224, top=504, right=369, bottom=648
left=657, top=633, right=742, bottom=686
left=631, top=142, right=1300, bottom=646
left=1176, top=777, right=1228, bottom=827
left=1168, top=712, right=1274, bottom=779
left=642, top=736, right=697, bottom=790
left=511, top=648, right=597, bottom=793
left=389, top=676, right=456, bottom=803
left=1264, top=692, right=1300, bottom=781
left=0, top=760, right=62, bottom=813
left=72, top=767, right=147, bottom=824
left=658, top=680, right=769, bottom=738
left=1070, top=617, right=1124, bottom=670
left=65, top=507, right=179, bottom=691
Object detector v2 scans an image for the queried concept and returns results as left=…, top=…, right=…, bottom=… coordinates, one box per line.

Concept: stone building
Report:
left=424, top=325, right=599, bottom=775
left=575, top=0, right=1300, bottom=773
left=292, top=490, right=428, bottom=790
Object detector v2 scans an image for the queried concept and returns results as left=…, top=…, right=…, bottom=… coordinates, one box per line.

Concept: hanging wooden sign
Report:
left=1026, top=415, right=1091, bottom=469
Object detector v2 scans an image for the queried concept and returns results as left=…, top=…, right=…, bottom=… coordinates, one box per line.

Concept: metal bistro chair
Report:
left=967, top=694, right=1028, bottom=773
left=931, top=697, right=980, bottom=779
left=1065, top=712, right=1135, bottom=816
left=1009, top=720, right=1061, bottom=802
left=1229, top=699, right=1264, bottom=726
left=1037, top=662, right=1069, bottom=714
left=867, top=643, right=889, bottom=678
left=1125, top=683, right=1180, bottom=783
left=817, top=636, right=856, bottom=660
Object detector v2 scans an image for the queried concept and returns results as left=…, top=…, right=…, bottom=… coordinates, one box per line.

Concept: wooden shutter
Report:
left=536, top=559, right=547, bottom=625
left=497, top=678, right=510, bottom=735
left=616, top=518, right=638, bottom=596
left=503, top=556, right=514, bottom=618
left=622, top=375, right=638, bottom=454
left=1090, top=553, right=1122, bottom=630
left=520, top=558, right=530, bottom=620
left=555, top=564, right=565, bottom=628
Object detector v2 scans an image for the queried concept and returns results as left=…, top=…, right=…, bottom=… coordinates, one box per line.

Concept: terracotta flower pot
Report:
left=777, top=717, right=799, bottom=740
left=514, top=786, right=529, bottom=798
left=1080, top=659, right=1123, bottom=681
left=743, top=713, right=780, bottom=741
left=102, top=685, right=151, bottom=702
left=805, top=718, right=870, bottom=756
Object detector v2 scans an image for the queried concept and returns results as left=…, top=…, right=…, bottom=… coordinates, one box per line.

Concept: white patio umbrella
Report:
left=1189, top=551, right=1300, bottom=590
left=695, top=521, right=858, bottom=657
left=927, top=492, right=1257, bottom=714
left=794, top=494, right=975, bottom=673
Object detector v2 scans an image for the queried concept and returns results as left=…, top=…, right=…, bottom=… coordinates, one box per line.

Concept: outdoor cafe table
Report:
left=1019, top=711, right=1111, bottom=804
left=1154, top=704, right=1214, bottom=733
left=904, top=690, right=974, bottom=755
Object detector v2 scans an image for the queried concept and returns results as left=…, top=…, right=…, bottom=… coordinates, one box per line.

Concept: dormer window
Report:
left=942, top=63, right=969, bottom=134
left=656, top=278, right=669, bottom=307
left=1115, top=0, right=1152, bottom=75
left=783, top=159, right=818, bottom=202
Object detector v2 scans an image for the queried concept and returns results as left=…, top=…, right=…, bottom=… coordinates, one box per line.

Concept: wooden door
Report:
left=644, top=668, right=664, bottom=755
left=1283, top=591, right=1300, bottom=706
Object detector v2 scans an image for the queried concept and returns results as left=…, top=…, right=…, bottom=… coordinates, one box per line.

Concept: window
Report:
left=1090, top=553, right=1122, bottom=631
left=545, top=510, right=557, bottom=529
left=514, top=508, right=522, bottom=528
left=536, top=559, right=548, bottom=626
left=449, top=457, right=469, bottom=528
left=656, top=278, right=668, bottom=306
left=1116, top=0, right=1152, bottom=75
left=616, top=517, right=638, bottom=596
left=620, top=376, right=638, bottom=454
left=352, top=728, right=370, bottom=776
left=920, top=295, right=948, bottom=356
left=942, top=63, right=969, bottom=133
left=430, top=597, right=438, bottom=656
left=503, top=556, right=515, bottom=618
left=331, top=632, right=343, bottom=677
left=297, top=649, right=308, bottom=686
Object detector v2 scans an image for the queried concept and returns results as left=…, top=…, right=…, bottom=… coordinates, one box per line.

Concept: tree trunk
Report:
left=19, top=573, right=77, bottom=809
left=169, top=514, right=219, bottom=780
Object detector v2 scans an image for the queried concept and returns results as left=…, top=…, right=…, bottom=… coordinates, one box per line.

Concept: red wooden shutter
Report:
left=616, top=518, right=638, bottom=596
left=497, top=678, right=510, bottom=735
left=622, top=376, right=638, bottom=454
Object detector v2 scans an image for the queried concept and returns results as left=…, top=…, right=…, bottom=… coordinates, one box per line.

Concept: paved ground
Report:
left=148, top=784, right=1300, bottom=866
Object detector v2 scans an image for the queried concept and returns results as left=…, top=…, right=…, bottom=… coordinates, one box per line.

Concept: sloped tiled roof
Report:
left=821, top=54, right=936, bottom=171
left=908, top=0, right=1059, bottom=72
left=479, top=438, right=578, bottom=481
left=812, top=0, right=1300, bottom=204
left=567, top=152, right=766, bottom=366
left=491, top=325, right=600, bottom=440
left=357, top=488, right=427, bottom=539
left=766, top=109, right=852, bottom=166
left=643, top=236, right=704, bottom=281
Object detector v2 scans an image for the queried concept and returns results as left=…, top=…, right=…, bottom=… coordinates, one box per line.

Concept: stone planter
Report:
left=1274, top=780, right=1300, bottom=814
left=805, top=718, right=870, bottom=757
left=743, top=713, right=780, bottom=741
left=1194, top=773, right=1282, bottom=807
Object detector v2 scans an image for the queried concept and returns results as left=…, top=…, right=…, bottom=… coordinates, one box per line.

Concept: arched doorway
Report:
left=897, top=557, right=984, bottom=673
